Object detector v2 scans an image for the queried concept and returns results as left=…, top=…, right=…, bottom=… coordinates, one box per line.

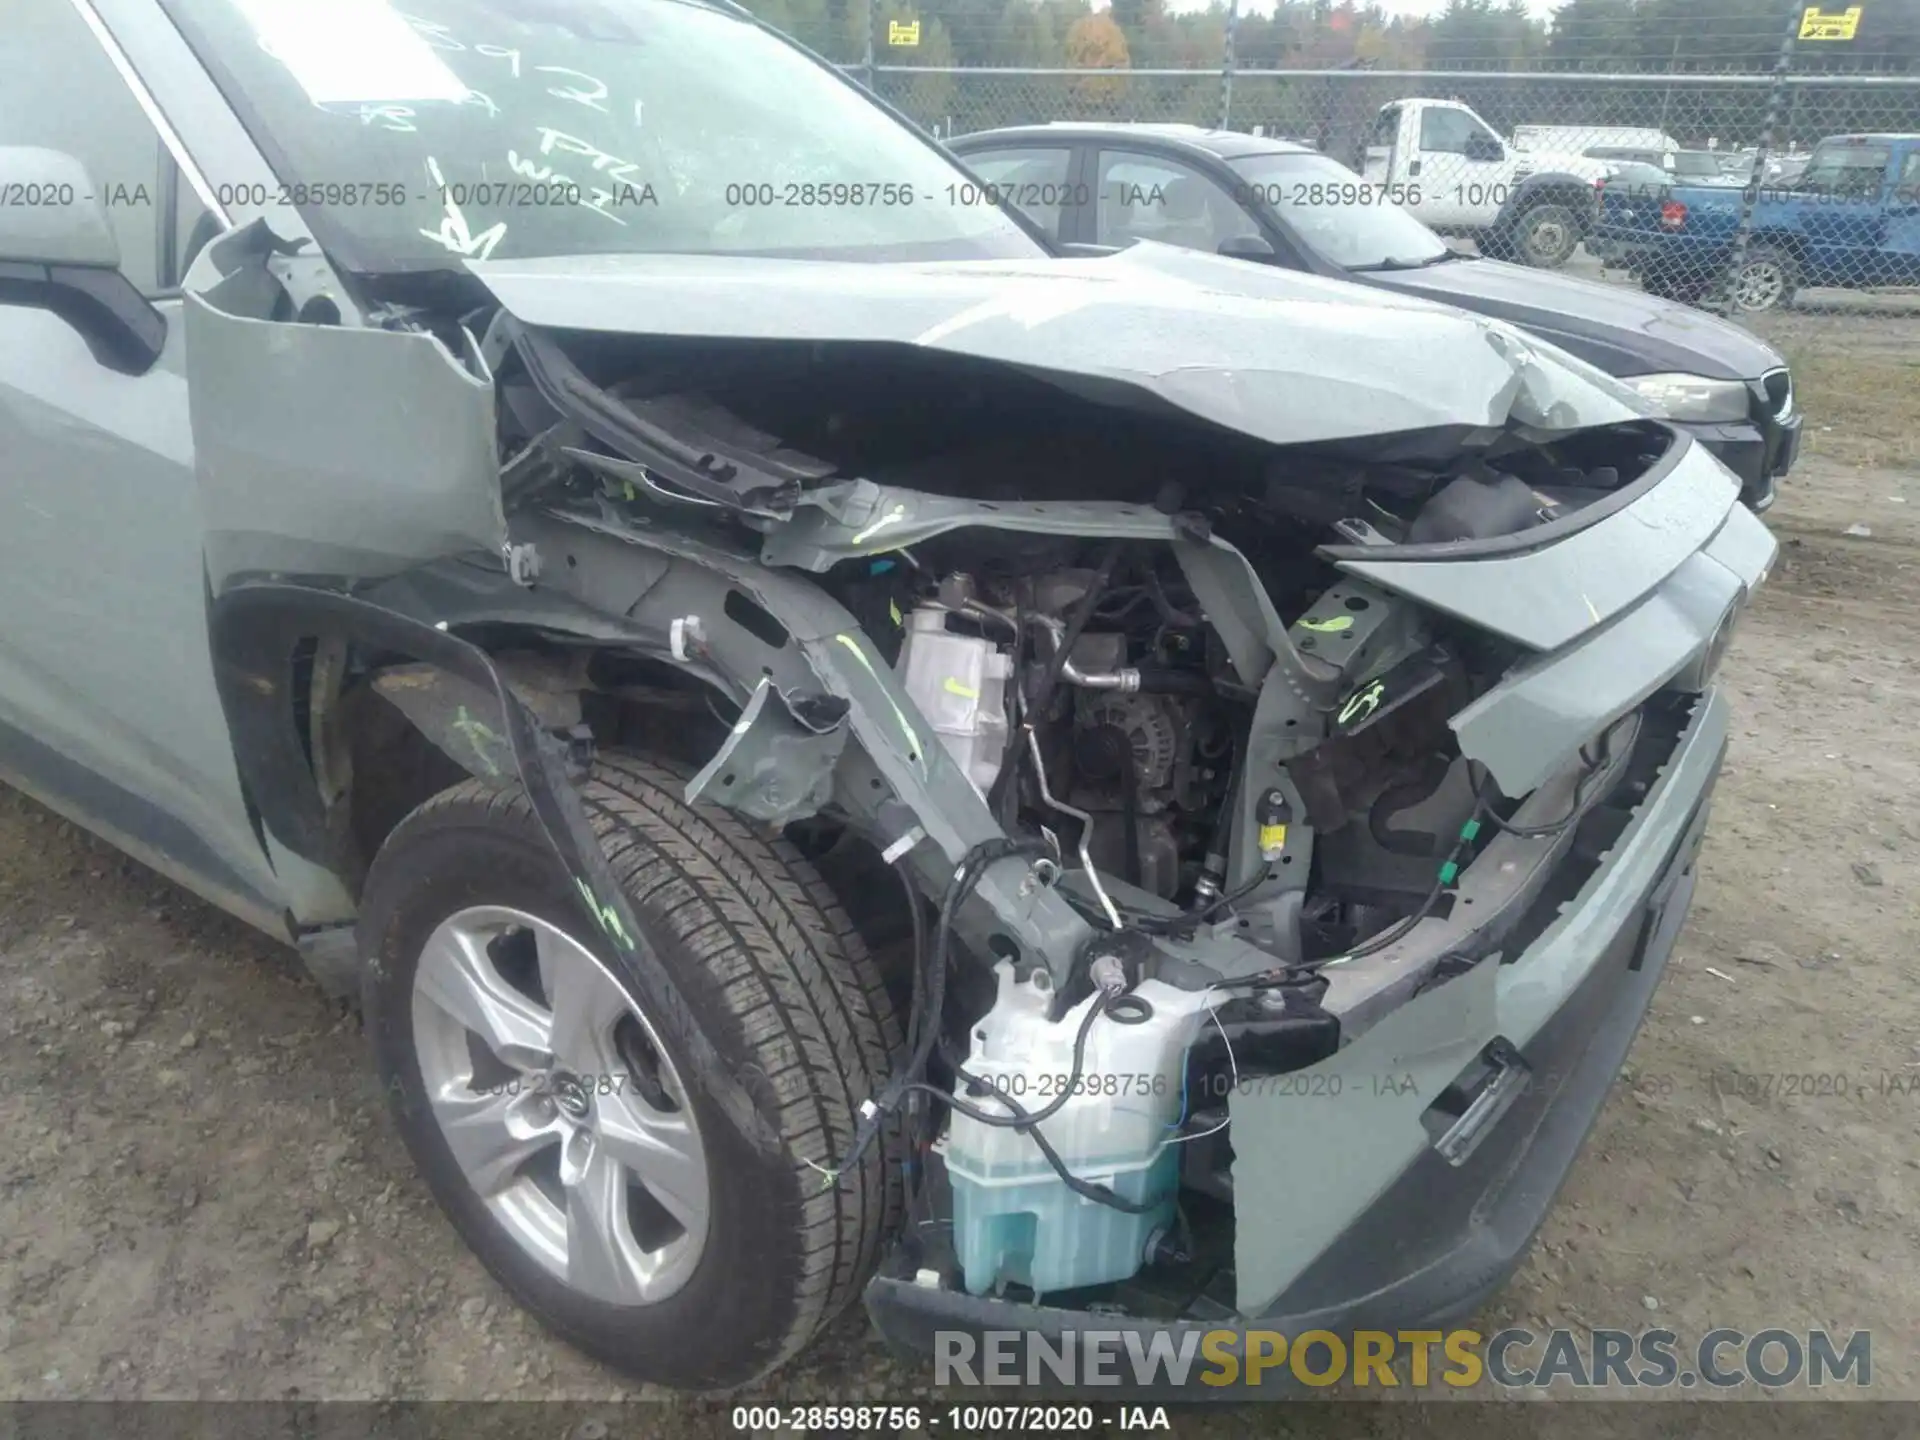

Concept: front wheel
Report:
left=1726, top=245, right=1798, bottom=313
left=359, top=753, right=905, bottom=1389
left=1509, top=202, right=1581, bottom=268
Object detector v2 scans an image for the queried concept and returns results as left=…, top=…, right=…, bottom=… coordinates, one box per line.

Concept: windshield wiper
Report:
left=1349, top=251, right=1460, bottom=272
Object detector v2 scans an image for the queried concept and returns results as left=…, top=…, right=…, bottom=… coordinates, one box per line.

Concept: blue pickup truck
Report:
left=1591, top=133, right=1920, bottom=312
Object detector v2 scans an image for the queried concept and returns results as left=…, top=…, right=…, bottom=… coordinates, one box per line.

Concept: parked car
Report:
left=951, top=124, right=1800, bottom=509
left=1588, top=145, right=1740, bottom=184
left=1515, top=124, right=1680, bottom=154
left=1357, top=99, right=1615, bottom=267
left=1594, top=133, right=1920, bottom=312
left=2, top=0, right=1774, bottom=1394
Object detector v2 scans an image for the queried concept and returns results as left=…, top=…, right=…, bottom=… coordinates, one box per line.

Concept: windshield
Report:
left=159, top=0, right=1043, bottom=269
left=1226, top=151, right=1450, bottom=269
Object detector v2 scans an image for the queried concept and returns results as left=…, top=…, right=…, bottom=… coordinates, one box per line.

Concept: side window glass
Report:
left=958, top=147, right=1075, bottom=242
left=0, top=0, right=168, bottom=294
left=1419, top=109, right=1472, bottom=156
left=1372, top=106, right=1400, bottom=147
left=1094, top=152, right=1256, bottom=256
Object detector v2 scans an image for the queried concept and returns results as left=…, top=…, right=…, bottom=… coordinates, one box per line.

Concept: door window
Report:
left=957, top=147, right=1076, bottom=242
left=1094, top=151, right=1257, bottom=255
left=0, top=0, right=187, bottom=294
left=1419, top=107, right=1496, bottom=157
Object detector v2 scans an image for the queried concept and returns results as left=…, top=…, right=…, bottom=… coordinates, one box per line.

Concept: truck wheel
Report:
left=1727, top=245, right=1797, bottom=313
left=1511, top=203, right=1580, bottom=268
left=358, top=753, right=905, bottom=1389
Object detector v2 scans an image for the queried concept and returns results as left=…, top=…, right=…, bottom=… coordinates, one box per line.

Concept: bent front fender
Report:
left=209, top=582, right=785, bottom=1155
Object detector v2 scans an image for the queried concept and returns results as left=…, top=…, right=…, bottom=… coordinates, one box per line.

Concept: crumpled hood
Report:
left=467, top=242, right=1643, bottom=448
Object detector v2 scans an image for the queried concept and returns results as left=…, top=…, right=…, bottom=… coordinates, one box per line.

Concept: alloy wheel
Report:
left=409, top=905, right=710, bottom=1306
left=1732, top=260, right=1787, bottom=312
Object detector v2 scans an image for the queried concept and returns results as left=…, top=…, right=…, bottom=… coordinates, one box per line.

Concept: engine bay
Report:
left=470, top=319, right=1681, bottom=1307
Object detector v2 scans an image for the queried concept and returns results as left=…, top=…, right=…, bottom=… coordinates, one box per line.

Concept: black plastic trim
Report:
left=1317, top=422, right=1688, bottom=566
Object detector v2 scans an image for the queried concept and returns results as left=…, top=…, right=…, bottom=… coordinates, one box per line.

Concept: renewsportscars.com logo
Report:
left=934, top=1327, right=1872, bottom=1391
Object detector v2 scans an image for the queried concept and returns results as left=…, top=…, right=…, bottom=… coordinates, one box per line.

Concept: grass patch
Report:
left=1782, top=344, right=1920, bottom=471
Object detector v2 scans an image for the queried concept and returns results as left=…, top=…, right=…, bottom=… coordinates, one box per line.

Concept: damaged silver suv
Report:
left=0, top=0, right=1773, bottom=1394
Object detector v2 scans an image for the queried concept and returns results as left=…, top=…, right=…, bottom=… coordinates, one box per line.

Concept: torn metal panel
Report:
left=1440, top=484, right=1772, bottom=796
left=752, top=482, right=1318, bottom=702
left=371, top=662, right=580, bottom=781
left=685, top=675, right=846, bottom=826
left=1333, top=437, right=1739, bottom=653
left=763, top=482, right=1187, bottom=571
left=1230, top=690, right=1728, bottom=1314
left=467, top=244, right=1641, bottom=451
left=1450, top=554, right=1741, bottom=796
left=187, top=223, right=506, bottom=593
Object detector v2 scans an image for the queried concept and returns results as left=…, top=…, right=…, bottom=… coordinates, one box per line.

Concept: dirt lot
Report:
left=0, top=310, right=1916, bottom=1432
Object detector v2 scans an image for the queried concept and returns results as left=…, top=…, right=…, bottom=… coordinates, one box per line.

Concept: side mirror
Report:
left=1464, top=133, right=1505, bottom=163
left=1218, top=233, right=1277, bottom=261
left=0, top=146, right=165, bottom=375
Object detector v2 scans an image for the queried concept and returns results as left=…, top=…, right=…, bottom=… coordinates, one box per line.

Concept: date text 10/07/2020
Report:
left=729, top=1406, right=1176, bottom=1431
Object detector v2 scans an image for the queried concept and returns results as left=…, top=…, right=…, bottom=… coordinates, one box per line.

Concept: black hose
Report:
left=1367, top=753, right=1453, bottom=857
left=1027, top=542, right=1124, bottom=719
left=1133, top=667, right=1215, bottom=697
left=896, top=861, right=931, bottom=1072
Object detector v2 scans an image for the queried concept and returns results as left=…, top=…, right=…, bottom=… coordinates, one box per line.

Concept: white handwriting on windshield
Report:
left=534, top=66, right=610, bottom=112
left=474, top=43, right=521, bottom=76
left=419, top=156, right=508, bottom=258
left=399, top=14, right=465, bottom=50
left=506, top=138, right=630, bottom=227
left=358, top=104, right=417, bottom=132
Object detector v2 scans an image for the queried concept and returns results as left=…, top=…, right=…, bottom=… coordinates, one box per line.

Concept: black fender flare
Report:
left=207, top=580, right=786, bottom=1155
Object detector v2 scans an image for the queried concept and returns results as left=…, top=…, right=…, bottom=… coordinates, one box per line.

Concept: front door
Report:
left=0, top=0, right=284, bottom=920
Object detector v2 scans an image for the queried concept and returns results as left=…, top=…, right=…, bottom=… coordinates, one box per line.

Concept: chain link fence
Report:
left=865, top=65, right=1920, bottom=315
left=864, top=66, right=1912, bottom=311
left=744, top=0, right=1920, bottom=323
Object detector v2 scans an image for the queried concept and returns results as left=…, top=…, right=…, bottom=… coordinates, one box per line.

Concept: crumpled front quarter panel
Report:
left=185, top=233, right=505, bottom=593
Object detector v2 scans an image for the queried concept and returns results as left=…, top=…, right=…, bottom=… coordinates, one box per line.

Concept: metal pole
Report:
left=1220, top=0, right=1238, bottom=131
left=1658, top=33, right=1680, bottom=133
left=862, top=0, right=875, bottom=93
left=1720, top=0, right=1800, bottom=313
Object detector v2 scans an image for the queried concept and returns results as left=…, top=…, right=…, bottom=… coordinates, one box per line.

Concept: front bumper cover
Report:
left=864, top=687, right=1729, bottom=1395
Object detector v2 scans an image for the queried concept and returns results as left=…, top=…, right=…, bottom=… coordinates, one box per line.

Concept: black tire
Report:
left=1510, top=202, right=1581, bottom=268
left=1640, top=264, right=1706, bottom=306
left=1726, top=244, right=1798, bottom=314
left=359, top=752, right=905, bottom=1390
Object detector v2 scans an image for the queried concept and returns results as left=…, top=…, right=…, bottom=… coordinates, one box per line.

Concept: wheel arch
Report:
left=1495, top=173, right=1602, bottom=236
left=207, top=578, right=788, bottom=1152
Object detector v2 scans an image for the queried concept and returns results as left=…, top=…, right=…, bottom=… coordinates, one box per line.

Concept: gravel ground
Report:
left=1, top=312, right=1916, bottom=1432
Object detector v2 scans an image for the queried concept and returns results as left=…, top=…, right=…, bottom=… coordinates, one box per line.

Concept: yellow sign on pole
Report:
left=1799, top=5, right=1862, bottom=40
left=888, top=19, right=921, bottom=45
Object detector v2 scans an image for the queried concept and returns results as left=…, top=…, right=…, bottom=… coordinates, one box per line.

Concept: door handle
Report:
left=1408, top=158, right=1422, bottom=177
